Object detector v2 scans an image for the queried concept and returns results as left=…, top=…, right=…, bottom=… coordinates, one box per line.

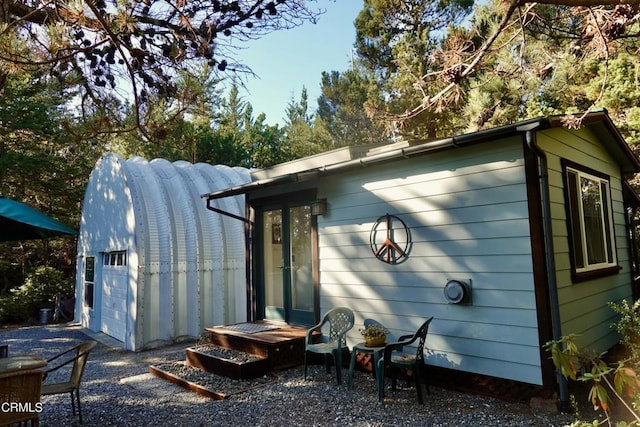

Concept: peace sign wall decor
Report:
left=369, top=214, right=411, bottom=264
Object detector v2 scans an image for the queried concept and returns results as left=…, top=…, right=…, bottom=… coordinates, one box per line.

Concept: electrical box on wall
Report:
left=444, top=279, right=472, bottom=305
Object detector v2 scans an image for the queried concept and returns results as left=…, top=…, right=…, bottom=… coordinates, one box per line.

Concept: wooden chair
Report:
left=41, top=341, right=97, bottom=425
left=0, top=368, right=44, bottom=426
left=377, top=317, right=434, bottom=404
left=303, top=307, right=355, bottom=385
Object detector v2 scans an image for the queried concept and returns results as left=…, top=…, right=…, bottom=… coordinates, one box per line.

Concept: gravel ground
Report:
left=1, top=324, right=593, bottom=426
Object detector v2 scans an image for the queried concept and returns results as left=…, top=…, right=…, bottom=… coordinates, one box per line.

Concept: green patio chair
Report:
left=377, top=317, right=433, bottom=404
left=303, top=307, right=354, bottom=385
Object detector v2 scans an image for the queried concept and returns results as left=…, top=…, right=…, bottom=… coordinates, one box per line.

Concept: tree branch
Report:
left=1, top=0, right=322, bottom=135
left=394, top=0, right=524, bottom=123
left=533, top=0, right=640, bottom=5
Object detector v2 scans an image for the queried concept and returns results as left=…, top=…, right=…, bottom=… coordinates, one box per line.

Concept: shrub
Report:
left=546, top=299, right=640, bottom=426
left=0, top=266, right=73, bottom=323
left=609, top=299, right=640, bottom=363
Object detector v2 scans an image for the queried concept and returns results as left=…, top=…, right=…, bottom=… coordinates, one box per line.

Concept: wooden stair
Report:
left=201, top=321, right=308, bottom=374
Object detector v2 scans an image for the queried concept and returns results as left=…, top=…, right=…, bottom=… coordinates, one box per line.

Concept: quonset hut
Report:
left=75, top=153, right=250, bottom=350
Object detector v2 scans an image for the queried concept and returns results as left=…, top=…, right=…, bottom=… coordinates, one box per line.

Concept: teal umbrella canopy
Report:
left=0, top=195, right=77, bottom=241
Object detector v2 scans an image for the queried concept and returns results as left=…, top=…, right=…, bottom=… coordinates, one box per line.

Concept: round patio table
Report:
left=0, top=355, right=46, bottom=426
left=0, top=355, right=46, bottom=373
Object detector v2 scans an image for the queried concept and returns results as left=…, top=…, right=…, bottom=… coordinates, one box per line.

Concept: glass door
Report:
left=261, top=203, right=314, bottom=325
left=289, top=205, right=314, bottom=319
left=263, top=208, right=285, bottom=320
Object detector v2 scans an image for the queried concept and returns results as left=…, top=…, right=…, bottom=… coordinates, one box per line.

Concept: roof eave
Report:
left=548, top=110, right=640, bottom=175
left=202, top=118, right=549, bottom=201
left=202, top=111, right=639, bottom=200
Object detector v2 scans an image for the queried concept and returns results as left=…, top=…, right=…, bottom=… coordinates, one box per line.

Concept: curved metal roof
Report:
left=77, top=153, right=250, bottom=350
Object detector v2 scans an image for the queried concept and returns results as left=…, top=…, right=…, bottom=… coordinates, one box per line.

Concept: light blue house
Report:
left=203, top=111, right=640, bottom=398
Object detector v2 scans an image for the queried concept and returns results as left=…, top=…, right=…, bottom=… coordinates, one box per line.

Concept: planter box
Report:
left=185, top=346, right=269, bottom=380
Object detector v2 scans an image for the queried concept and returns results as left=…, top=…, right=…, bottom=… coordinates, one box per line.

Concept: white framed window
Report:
left=84, top=257, right=95, bottom=309
left=563, top=161, right=619, bottom=280
left=103, top=251, right=127, bottom=267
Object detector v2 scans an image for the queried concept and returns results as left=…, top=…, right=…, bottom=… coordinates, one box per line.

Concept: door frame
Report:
left=250, top=189, right=320, bottom=326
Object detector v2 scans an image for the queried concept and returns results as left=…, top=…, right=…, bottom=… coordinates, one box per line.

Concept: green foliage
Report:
left=282, top=88, right=333, bottom=160
left=285, top=87, right=313, bottom=127
left=317, top=69, right=391, bottom=147
left=0, top=70, right=98, bottom=299
left=111, top=77, right=288, bottom=168
left=353, top=0, right=474, bottom=139
left=455, top=0, right=640, bottom=151
left=355, top=0, right=473, bottom=76
left=221, top=84, right=289, bottom=168
left=2, top=0, right=322, bottom=134
left=359, top=324, right=388, bottom=338
left=546, top=305, right=640, bottom=426
left=0, top=266, right=73, bottom=323
left=609, top=299, right=640, bottom=363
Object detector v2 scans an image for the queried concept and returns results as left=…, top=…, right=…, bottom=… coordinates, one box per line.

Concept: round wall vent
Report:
left=444, top=279, right=469, bottom=304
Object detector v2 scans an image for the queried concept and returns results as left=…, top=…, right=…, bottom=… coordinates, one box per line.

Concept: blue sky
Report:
left=233, top=1, right=364, bottom=126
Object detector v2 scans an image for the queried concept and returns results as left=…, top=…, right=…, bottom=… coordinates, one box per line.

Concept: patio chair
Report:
left=303, top=307, right=355, bottom=385
left=41, top=340, right=97, bottom=425
left=0, top=368, right=44, bottom=426
left=377, top=317, right=433, bottom=404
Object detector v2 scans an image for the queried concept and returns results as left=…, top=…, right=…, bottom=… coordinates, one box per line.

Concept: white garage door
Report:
left=101, top=251, right=128, bottom=343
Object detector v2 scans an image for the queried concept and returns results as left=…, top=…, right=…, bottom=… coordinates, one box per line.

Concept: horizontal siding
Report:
left=314, top=138, right=543, bottom=385
left=321, top=255, right=535, bottom=274
left=323, top=283, right=536, bottom=309
left=323, top=205, right=531, bottom=237
left=537, top=127, right=634, bottom=353
left=432, top=334, right=540, bottom=366
left=321, top=271, right=535, bottom=292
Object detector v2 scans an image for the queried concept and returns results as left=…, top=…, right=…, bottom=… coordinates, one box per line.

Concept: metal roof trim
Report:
left=202, top=111, right=639, bottom=200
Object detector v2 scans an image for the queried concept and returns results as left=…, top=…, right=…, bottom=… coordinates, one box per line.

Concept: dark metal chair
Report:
left=42, top=341, right=97, bottom=425
left=303, top=307, right=355, bottom=385
left=377, top=317, right=434, bottom=404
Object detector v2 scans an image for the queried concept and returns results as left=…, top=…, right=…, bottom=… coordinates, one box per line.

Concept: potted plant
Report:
left=359, top=324, right=388, bottom=347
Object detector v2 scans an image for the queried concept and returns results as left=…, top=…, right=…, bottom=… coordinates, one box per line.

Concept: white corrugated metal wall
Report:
left=76, top=153, right=250, bottom=351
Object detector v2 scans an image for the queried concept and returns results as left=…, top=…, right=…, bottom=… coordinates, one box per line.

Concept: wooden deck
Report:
left=191, top=321, right=554, bottom=403
left=204, top=321, right=308, bottom=370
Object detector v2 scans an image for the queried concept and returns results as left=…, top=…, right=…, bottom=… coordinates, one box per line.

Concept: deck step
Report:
left=185, top=346, right=269, bottom=379
left=203, top=322, right=307, bottom=371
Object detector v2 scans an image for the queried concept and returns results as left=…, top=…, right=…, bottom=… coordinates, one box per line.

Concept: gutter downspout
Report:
left=205, top=197, right=255, bottom=323
left=519, top=123, right=570, bottom=412
left=206, top=198, right=253, bottom=224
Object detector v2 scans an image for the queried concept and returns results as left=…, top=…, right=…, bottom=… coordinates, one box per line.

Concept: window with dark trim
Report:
left=84, top=256, right=95, bottom=309
left=563, top=160, right=619, bottom=281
